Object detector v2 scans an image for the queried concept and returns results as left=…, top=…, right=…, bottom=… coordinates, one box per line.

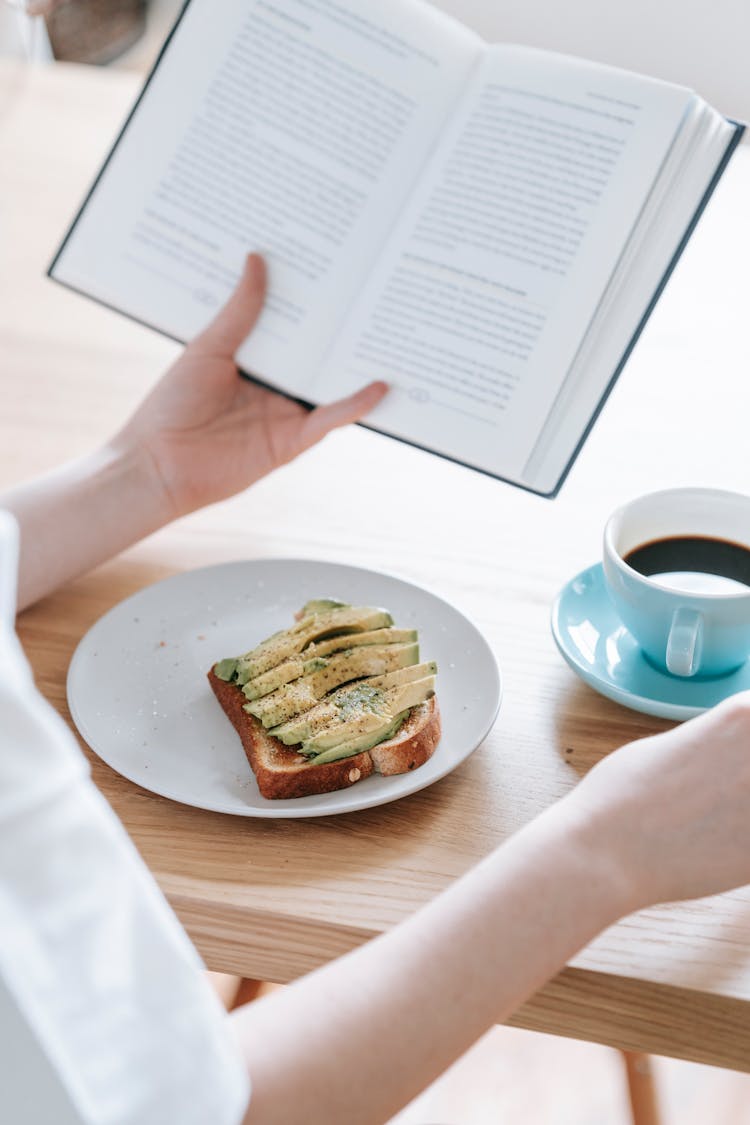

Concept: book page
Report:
left=524, top=102, right=736, bottom=495
left=316, top=46, right=694, bottom=481
left=52, top=0, right=481, bottom=390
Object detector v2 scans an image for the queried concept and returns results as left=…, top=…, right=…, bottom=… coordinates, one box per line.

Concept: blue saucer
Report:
left=551, top=563, right=750, bottom=720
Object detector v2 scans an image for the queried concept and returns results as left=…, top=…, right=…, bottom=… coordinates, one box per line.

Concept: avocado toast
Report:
left=208, top=600, right=440, bottom=799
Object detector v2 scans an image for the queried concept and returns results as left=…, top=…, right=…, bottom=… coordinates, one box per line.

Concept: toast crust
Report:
left=208, top=669, right=441, bottom=800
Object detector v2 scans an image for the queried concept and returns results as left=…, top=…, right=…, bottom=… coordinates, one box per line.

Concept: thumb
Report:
left=299, top=381, right=389, bottom=449
left=192, top=253, right=267, bottom=356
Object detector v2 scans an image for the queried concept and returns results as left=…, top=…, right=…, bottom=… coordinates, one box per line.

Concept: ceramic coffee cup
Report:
left=602, top=488, right=750, bottom=678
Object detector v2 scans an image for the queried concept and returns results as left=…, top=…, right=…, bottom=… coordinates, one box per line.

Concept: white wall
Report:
left=430, top=0, right=750, bottom=121
left=0, top=8, right=53, bottom=60
left=3, top=0, right=746, bottom=120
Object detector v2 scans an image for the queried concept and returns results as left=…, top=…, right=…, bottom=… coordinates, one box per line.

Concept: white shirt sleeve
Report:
left=0, top=519, right=250, bottom=1125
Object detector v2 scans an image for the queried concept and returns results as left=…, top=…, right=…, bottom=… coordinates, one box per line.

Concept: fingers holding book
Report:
left=111, top=252, right=389, bottom=519
left=192, top=253, right=268, bottom=359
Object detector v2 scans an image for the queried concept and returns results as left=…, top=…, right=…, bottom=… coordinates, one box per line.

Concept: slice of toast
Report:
left=208, top=668, right=441, bottom=800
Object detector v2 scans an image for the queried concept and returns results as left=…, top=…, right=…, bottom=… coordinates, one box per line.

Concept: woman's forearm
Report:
left=233, top=798, right=631, bottom=1125
left=3, top=444, right=170, bottom=612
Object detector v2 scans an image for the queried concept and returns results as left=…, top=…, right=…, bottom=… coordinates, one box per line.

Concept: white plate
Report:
left=67, top=559, right=501, bottom=817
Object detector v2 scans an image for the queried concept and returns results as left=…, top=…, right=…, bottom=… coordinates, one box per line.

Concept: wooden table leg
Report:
left=621, top=1051, right=662, bottom=1125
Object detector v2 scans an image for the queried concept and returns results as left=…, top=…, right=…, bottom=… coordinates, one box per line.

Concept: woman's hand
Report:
left=5, top=253, right=387, bottom=611
left=231, top=691, right=750, bottom=1125
left=112, top=254, right=387, bottom=520
left=565, top=691, right=750, bottom=911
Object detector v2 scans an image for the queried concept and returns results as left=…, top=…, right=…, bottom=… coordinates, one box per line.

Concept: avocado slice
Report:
left=267, top=693, right=366, bottom=745
left=240, top=629, right=418, bottom=701
left=245, top=642, right=419, bottom=729
left=295, top=598, right=349, bottom=620
left=366, top=661, right=438, bottom=691
left=306, top=711, right=409, bottom=766
left=303, top=627, right=417, bottom=659
left=300, top=675, right=435, bottom=753
left=241, top=655, right=327, bottom=702
left=213, top=657, right=239, bottom=682
left=269, top=661, right=438, bottom=745
left=235, top=606, right=393, bottom=681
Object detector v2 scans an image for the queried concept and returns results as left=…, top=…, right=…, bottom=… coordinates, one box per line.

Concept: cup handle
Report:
left=666, top=608, right=704, bottom=677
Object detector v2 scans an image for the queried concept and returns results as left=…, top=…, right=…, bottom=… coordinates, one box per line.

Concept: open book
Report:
left=49, top=0, right=744, bottom=496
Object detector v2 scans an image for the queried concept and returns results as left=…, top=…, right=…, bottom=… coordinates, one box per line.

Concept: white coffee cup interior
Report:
left=607, top=489, right=750, bottom=597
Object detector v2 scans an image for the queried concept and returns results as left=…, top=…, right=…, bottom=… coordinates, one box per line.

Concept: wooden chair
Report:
left=621, top=1051, right=662, bottom=1125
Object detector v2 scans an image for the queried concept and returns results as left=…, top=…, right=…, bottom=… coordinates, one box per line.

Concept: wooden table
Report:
left=3, top=60, right=750, bottom=1073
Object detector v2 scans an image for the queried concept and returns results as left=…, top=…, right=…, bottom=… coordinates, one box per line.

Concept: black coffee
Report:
left=624, top=536, right=750, bottom=588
